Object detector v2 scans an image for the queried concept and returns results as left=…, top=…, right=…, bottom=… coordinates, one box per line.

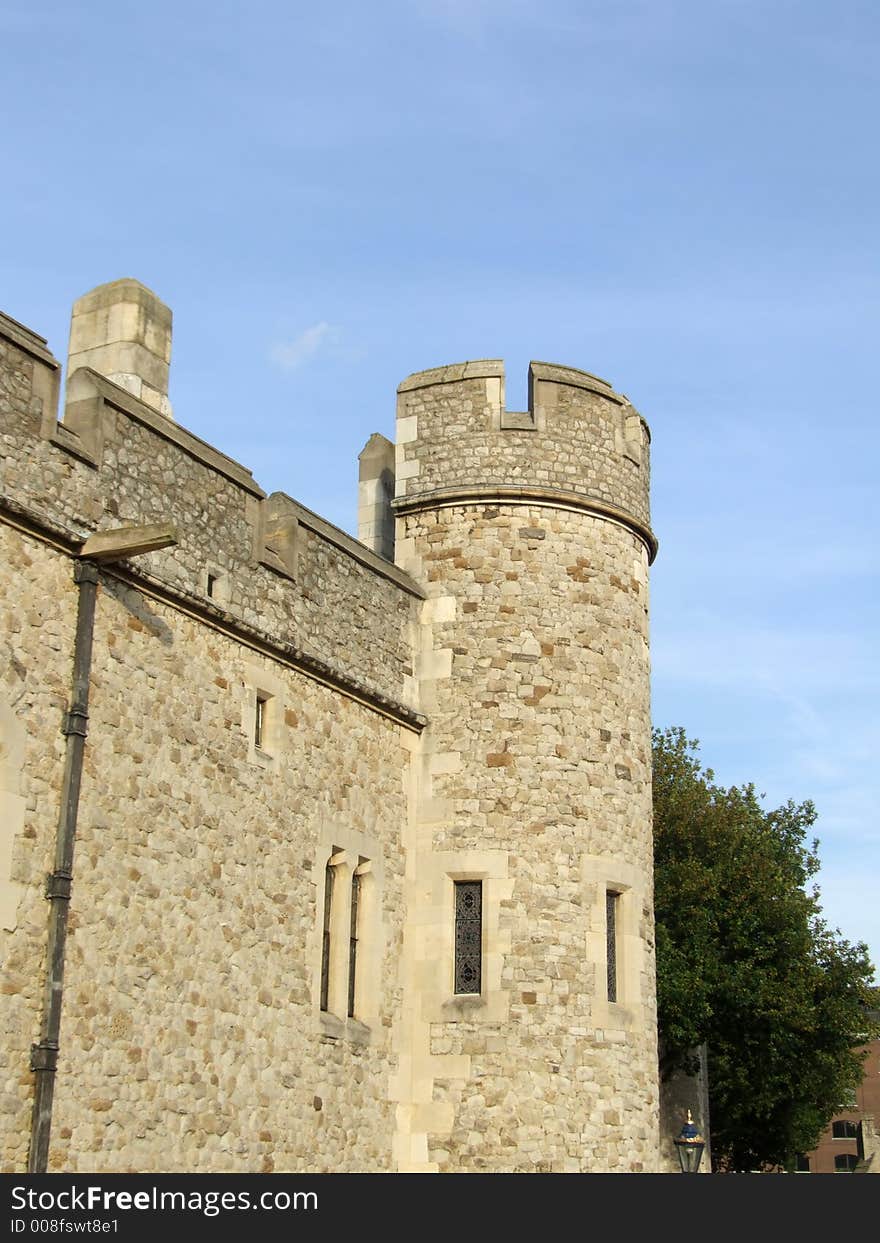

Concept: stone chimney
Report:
left=358, top=433, right=395, bottom=561
left=67, top=278, right=173, bottom=419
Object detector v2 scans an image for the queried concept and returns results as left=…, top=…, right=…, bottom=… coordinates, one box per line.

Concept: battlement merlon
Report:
left=393, top=360, right=655, bottom=557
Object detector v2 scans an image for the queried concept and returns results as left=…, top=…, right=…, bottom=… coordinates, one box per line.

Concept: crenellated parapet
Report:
left=0, top=291, right=424, bottom=730
left=393, top=359, right=655, bottom=562
left=0, top=284, right=429, bottom=1176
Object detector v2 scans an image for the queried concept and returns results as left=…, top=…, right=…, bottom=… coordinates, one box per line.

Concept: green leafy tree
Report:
left=653, top=726, right=879, bottom=1171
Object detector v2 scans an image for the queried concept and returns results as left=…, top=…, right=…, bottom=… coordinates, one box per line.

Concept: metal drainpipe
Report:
left=28, top=559, right=99, bottom=1173
left=24, top=522, right=176, bottom=1171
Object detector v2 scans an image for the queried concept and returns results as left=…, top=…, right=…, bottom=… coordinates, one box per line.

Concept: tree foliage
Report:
left=653, top=726, right=879, bottom=1171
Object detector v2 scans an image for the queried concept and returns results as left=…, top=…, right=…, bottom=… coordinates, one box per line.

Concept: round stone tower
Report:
left=390, top=360, right=660, bottom=1173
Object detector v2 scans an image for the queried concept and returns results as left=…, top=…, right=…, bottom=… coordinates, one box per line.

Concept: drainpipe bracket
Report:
left=30, top=1042, right=59, bottom=1073
left=46, top=870, right=73, bottom=901
left=62, top=708, right=89, bottom=738
left=73, top=560, right=99, bottom=586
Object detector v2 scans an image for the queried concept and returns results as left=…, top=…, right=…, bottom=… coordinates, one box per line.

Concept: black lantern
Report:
left=674, top=1109, right=706, bottom=1173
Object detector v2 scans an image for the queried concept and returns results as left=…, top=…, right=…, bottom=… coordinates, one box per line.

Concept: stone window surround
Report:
left=606, top=887, right=620, bottom=1004
left=417, top=850, right=511, bottom=1025
left=242, top=664, right=285, bottom=768
left=313, top=824, right=385, bottom=1047
left=202, top=564, right=230, bottom=606
left=583, top=852, right=649, bottom=1032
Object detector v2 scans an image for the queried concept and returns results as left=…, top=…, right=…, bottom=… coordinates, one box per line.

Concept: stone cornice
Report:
left=392, top=483, right=658, bottom=563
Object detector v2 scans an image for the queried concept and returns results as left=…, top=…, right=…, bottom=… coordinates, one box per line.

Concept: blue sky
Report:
left=3, top=1, right=878, bottom=978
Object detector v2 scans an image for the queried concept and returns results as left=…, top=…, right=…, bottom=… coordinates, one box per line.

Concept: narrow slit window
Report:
left=320, top=860, right=334, bottom=1012
left=206, top=573, right=218, bottom=598
left=606, top=889, right=619, bottom=1003
left=454, top=880, right=482, bottom=995
left=254, top=694, right=268, bottom=749
left=348, top=868, right=361, bottom=1018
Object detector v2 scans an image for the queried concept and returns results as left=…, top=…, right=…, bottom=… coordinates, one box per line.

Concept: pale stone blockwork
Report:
left=67, top=279, right=174, bottom=419
left=0, top=698, right=26, bottom=932
left=391, top=361, right=659, bottom=1172
left=1, top=282, right=664, bottom=1174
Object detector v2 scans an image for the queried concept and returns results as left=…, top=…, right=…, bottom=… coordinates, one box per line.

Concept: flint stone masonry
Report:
left=1, top=281, right=663, bottom=1173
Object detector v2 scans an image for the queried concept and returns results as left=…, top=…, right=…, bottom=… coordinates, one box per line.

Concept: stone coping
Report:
left=267, top=491, right=424, bottom=599
left=66, top=368, right=266, bottom=497
left=397, top=360, right=504, bottom=392
left=0, top=310, right=60, bottom=369
left=399, top=359, right=617, bottom=401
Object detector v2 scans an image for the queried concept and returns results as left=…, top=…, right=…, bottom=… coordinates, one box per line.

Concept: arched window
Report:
left=348, top=868, right=361, bottom=1018
left=319, top=855, right=336, bottom=1013
left=318, top=850, right=373, bottom=1024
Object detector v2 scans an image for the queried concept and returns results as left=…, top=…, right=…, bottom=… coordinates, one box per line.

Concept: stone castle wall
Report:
left=0, top=301, right=422, bottom=1172
left=0, top=312, right=422, bottom=709
left=1, top=284, right=662, bottom=1174
left=0, top=521, right=411, bottom=1171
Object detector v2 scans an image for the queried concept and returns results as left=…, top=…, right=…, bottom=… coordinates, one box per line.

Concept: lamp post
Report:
left=674, top=1109, right=706, bottom=1173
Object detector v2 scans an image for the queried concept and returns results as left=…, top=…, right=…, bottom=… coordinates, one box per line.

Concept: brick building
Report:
left=799, top=1016, right=880, bottom=1173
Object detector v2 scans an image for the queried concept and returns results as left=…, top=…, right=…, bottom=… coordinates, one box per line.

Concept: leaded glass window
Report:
left=454, top=881, right=482, bottom=994
left=606, top=889, right=618, bottom=1003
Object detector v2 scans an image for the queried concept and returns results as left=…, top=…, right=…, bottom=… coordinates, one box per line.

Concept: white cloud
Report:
left=270, top=322, right=337, bottom=371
